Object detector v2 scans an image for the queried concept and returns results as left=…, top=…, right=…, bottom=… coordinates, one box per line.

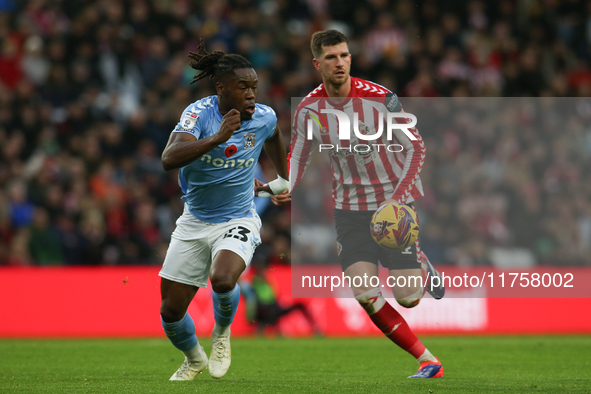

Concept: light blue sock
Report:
left=161, top=313, right=198, bottom=351
left=212, top=283, right=241, bottom=327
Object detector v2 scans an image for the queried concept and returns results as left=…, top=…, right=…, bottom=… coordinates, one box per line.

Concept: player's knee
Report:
left=210, top=274, right=236, bottom=294
left=350, top=283, right=375, bottom=298
left=393, top=286, right=423, bottom=309
left=395, top=296, right=421, bottom=308
left=160, top=301, right=186, bottom=323
left=355, top=287, right=386, bottom=315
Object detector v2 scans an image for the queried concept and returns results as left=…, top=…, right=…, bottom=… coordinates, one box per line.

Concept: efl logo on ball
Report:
left=370, top=202, right=419, bottom=250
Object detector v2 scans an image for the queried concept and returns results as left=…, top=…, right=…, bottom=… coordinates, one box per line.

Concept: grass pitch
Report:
left=1, top=336, right=589, bottom=393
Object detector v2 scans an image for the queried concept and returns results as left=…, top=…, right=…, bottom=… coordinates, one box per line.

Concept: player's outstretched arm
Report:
left=263, top=125, right=288, bottom=180
left=255, top=125, right=289, bottom=197
left=162, top=109, right=241, bottom=171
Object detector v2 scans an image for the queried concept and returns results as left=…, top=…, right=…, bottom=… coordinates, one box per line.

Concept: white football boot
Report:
left=209, top=326, right=231, bottom=379
left=169, top=345, right=208, bottom=381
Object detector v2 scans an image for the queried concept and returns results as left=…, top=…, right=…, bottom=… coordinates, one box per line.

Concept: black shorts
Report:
left=334, top=208, right=421, bottom=271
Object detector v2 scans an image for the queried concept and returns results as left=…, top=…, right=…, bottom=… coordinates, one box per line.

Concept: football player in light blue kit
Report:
left=159, top=40, right=288, bottom=381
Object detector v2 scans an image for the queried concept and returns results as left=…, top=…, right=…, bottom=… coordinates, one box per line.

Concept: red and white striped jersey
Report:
left=289, top=77, right=425, bottom=211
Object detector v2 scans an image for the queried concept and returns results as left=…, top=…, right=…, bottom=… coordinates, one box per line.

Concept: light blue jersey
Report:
left=172, top=95, right=276, bottom=223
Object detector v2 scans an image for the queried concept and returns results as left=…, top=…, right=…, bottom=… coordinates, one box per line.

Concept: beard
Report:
left=324, top=71, right=349, bottom=87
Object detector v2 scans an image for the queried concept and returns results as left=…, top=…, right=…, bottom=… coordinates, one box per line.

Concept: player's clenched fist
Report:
left=216, top=109, right=241, bottom=143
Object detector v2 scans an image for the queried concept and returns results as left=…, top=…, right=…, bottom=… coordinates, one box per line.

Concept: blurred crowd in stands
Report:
left=0, top=0, right=590, bottom=266
left=416, top=98, right=591, bottom=267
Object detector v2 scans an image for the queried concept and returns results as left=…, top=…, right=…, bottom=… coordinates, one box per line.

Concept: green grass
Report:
left=1, top=336, right=590, bottom=393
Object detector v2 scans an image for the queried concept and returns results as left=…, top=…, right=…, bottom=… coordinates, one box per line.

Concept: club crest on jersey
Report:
left=358, top=121, right=371, bottom=135
left=244, top=133, right=255, bottom=150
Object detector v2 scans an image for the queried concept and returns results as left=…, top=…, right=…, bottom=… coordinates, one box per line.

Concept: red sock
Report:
left=369, top=301, right=426, bottom=358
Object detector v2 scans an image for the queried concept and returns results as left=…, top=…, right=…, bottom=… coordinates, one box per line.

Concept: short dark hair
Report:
left=187, top=39, right=252, bottom=84
left=310, top=29, right=348, bottom=59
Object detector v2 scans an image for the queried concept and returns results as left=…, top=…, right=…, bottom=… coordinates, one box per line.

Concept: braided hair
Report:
left=188, top=39, right=252, bottom=84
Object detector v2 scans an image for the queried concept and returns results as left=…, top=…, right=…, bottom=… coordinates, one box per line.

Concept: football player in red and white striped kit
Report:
left=275, top=30, right=445, bottom=378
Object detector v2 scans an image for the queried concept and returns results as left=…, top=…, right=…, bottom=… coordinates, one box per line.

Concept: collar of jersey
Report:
left=323, top=77, right=357, bottom=109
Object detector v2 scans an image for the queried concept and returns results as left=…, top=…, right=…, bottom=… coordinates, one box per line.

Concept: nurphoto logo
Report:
left=303, top=95, right=417, bottom=154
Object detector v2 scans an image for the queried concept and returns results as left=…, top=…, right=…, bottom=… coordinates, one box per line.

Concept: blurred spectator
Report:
left=28, top=207, right=63, bottom=265
left=8, top=180, right=34, bottom=228
left=241, top=254, right=320, bottom=335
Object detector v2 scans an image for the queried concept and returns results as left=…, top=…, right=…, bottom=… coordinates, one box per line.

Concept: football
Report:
left=370, top=202, right=420, bottom=250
